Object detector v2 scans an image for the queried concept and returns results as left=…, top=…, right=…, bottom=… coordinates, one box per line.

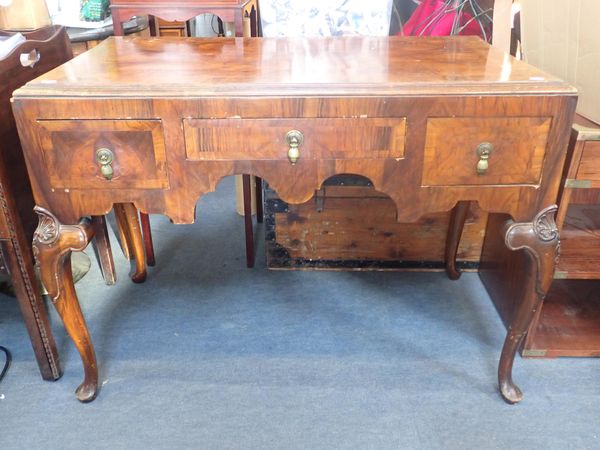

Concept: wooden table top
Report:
left=14, top=36, right=575, bottom=98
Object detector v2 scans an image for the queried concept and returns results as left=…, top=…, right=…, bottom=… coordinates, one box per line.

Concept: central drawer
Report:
left=183, top=118, right=406, bottom=161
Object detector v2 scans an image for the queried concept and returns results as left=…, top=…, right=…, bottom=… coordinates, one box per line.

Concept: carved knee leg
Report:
left=498, top=205, right=559, bottom=404
left=33, top=207, right=99, bottom=402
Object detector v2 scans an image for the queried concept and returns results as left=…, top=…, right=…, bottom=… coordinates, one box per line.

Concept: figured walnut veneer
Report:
left=12, top=36, right=577, bottom=403
left=37, top=119, right=168, bottom=190
left=183, top=118, right=406, bottom=161
left=423, top=117, right=551, bottom=186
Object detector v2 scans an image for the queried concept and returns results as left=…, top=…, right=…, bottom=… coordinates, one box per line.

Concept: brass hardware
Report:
left=286, top=130, right=303, bottom=164
left=565, top=179, right=592, bottom=189
left=315, top=187, right=326, bottom=212
left=476, top=142, right=493, bottom=175
left=573, top=124, right=600, bottom=141
left=553, top=270, right=568, bottom=279
left=96, top=148, right=114, bottom=180
left=522, top=349, right=547, bottom=357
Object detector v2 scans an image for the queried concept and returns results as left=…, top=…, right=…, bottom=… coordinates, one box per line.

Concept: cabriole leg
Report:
left=32, top=207, right=98, bottom=402
left=445, top=201, right=471, bottom=280
left=91, top=215, right=116, bottom=285
left=498, top=205, right=559, bottom=404
left=243, top=174, right=255, bottom=268
left=113, top=203, right=147, bottom=283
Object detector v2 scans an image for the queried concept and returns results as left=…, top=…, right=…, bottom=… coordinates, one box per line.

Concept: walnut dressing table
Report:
left=12, top=36, right=576, bottom=403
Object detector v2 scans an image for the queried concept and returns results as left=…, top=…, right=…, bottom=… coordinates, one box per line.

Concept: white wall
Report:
left=521, top=0, right=600, bottom=123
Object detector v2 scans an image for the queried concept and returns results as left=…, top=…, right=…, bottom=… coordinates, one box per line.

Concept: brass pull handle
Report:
left=96, top=148, right=114, bottom=180
left=476, top=142, right=493, bottom=175
left=286, top=130, right=303, bottom=165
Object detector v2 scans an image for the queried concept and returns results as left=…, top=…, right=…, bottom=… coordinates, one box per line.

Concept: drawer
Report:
left=37, top=119, right=168, bottom=190
left=422, top=117, right=551, bottom=186
left=183, top=118, right=406, bottom=161
left=576, top=141, right=600, bottom=182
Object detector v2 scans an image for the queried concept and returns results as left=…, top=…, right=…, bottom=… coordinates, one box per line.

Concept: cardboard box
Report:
left=521, top=0, right=600, bottom=123
left=0, top=0, right=51, bottom=30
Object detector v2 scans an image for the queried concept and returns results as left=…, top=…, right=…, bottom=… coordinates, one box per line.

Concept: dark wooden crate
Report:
left=265, top=176, right=488, bottom=270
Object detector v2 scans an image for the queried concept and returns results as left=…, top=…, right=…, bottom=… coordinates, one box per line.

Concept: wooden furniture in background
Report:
left=110, top=0, right=262, bottom=269
left=69, top=16, right=150, bottom=57
left=13, top=36, right=575, bottom=403
left=110, top=0, right=259, bottom=36
left=154, top=18, right=188, bottom=36
left=0, top=26, right=70, bottom=382
left=481, top=115, right=600, bottom=357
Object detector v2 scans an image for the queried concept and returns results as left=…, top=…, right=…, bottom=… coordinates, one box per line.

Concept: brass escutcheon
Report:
left=476, top=142, right=493, bottom=175
left=96, top=148, right=114, bottom=180
left=286, top=130, right=304, bottom=165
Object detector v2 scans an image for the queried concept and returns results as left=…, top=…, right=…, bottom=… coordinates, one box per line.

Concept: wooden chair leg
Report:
left=114, top=208, right=132, bottom=261
left=255, top=176, right=263, bottom=223
left=445, top=201, right=471, bottom=280
left=242, top=174, right=254, bottom=268
left=90, top=216, right=116, bottom=285
left=113, top=203, right=147, bottom=283
left=139, top=212, right=156, bottom=267
left=32, top=207, right=98, bottom=402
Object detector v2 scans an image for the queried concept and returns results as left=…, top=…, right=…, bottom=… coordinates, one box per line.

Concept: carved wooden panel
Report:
left=37, top=119, right=168, bottom=190
left=422, top=117, right=551, bottom=186
left=183, top=118, right=406, bottom=161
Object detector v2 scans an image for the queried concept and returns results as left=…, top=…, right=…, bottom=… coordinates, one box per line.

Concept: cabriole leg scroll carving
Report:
left=499, top=205, right=559, bottom=404
left=32, top=207, right=98, bottom=402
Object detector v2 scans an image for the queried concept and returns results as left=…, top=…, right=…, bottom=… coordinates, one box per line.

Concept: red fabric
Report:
left=400, top=0, right=485, bottom=38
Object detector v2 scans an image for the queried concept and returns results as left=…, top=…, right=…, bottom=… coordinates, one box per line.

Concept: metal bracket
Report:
left=564, top=179, right=592, bottom=189
left=315, top=187, right=326, bottom=212
left=522, top=349, right=547, bottom=357
left=573, top=124, right=600, bottom=141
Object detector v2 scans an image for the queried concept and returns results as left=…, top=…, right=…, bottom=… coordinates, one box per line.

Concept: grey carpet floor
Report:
left=0, top=178, right=598, bottom=450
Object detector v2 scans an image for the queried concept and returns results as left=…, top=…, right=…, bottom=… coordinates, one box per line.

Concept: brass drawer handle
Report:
left=286, top=130, right=303, bottom=165
left=476, top=142, right=493, bottom=175
left=96, top=148, right=114, bottom=180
